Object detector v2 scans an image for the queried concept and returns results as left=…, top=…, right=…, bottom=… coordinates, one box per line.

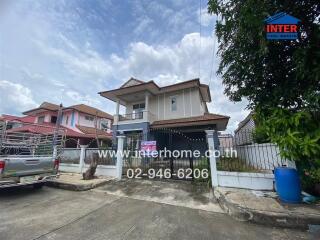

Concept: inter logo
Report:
left=264, top=12, right=300, bottom=40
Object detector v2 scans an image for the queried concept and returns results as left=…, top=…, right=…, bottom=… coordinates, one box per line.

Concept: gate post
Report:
left=116, top=135, right=126, bottom=180
left=79, top=145, right=87, bottom=173
left=205, top=130, right=219, bottom=187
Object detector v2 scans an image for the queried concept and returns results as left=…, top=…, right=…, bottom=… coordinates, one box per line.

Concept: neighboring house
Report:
left=234, top=112, right=255, bottom=145
left=218, top=133, right=234, bottom=148
left=1, top=102, right=113, bottom=147
left=99, top=77, right=229, bottom=154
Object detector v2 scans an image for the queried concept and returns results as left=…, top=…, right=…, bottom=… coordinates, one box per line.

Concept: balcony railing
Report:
left=115, top=111, right=156, bottom=124
left=118, top=112, right=143, bottom=121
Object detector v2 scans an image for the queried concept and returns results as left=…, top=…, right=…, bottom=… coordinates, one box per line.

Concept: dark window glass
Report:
left=133, top=103, right=145, bottom=110
left=51, top=116, right=57, bottom=123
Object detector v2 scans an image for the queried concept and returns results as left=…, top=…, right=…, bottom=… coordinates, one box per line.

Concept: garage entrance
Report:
left=122, top=128, right=210, bottom=183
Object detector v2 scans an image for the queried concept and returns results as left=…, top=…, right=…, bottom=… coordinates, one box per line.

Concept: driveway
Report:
left=0, top=181, right=310, bottom=240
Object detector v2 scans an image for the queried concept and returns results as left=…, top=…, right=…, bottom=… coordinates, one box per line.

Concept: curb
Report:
left=46, top=179, right=110, bottom=191
left=214, top=188, right=320, bottom=230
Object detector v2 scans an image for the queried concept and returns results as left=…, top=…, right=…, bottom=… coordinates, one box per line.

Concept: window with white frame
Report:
left=171, top=96, right=177, bottom=111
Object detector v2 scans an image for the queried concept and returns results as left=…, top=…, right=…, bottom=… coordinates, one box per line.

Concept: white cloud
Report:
left=0, top=1, right=248, bottom=132
left=104, top=32, right=248, bottom=131
left=65, top=90, right=101, bottom=107
left=34, top=39, right=112, bottom=79
left=198, top=8, right=215, bottom=27
left=0, top=80, right=37, bottom=114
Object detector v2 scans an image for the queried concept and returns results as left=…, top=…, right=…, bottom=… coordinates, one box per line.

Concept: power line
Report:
left=208, top=14, right=218, bottom=89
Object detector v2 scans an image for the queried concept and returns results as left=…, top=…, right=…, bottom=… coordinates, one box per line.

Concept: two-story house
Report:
left=99, top=77, right=229, bottom=154
left=3, top=102, right=113, bottom=147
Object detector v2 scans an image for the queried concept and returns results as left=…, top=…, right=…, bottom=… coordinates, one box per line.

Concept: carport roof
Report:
left=151, top=113, right=230, bottom=131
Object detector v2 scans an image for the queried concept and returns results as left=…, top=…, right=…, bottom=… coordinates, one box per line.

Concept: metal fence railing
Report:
left=85, top=148, right=116, bottom=166
left=0, top=120, right=65, bottom=157
left=60, top=148, right=81, bottom=164
left=217, top=130, right=287, bottom=173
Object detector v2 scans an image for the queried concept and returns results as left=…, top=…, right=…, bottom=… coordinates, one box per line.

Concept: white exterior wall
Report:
left=124, top=87, right=206, bottom=122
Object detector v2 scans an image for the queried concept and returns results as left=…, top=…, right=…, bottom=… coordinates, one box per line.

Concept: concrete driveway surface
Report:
left=0, top=180, right=311, bottom=240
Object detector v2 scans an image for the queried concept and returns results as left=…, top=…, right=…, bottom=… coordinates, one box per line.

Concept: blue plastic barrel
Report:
left=274, top=167, right=301, bottom=203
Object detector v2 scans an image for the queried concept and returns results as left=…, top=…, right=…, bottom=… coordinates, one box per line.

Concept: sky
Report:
left=0, top=0, right=249, bottom=132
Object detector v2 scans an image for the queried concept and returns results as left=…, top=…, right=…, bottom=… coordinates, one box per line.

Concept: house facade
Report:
left=99, top=77, right=229, bottom=154
left=234, top=112, right=255, bottom=145
left=2, top=102, right=113, bottom=147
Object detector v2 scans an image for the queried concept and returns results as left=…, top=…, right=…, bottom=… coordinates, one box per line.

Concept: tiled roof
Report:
left=39, top=102, right=60, bottom=111
left=64, top=104, right=113, bottom=120
left=23, top=102, right=60, bottom=115
left=1, top=114, right=36, bottom=123
left=119, top=77, right=145, bottom=88
left=5, top=122, right=111, bottom=139
left=151, top=113, right=230, bottom=130
left=76, top=125, right=112, bottom=138
left=99, top=78, right=212, bottom=104
left=23, top=102, right=113, bottom=120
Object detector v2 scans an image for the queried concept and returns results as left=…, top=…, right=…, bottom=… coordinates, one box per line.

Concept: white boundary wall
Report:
left=217, top=171, right=274, bottom=190
left=59, top=163, right=117, bottom=177
left=59, top=145, right=118, bottom=178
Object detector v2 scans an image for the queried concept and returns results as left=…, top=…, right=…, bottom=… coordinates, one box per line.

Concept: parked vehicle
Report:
left=0, top=120, right=65, bottom=189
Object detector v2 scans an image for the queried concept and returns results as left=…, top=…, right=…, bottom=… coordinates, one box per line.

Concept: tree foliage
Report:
left=208, top=1, right=320, bottom=189
left=208, top=0, right=320, bottom=110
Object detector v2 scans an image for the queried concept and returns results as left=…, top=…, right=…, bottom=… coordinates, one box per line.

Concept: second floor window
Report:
left=51, top=116, right=57, bottom=124
left=85, top=115, right=94, bottom=121
left=100, top=120, right=109, bottom=130
left=133, top=103, right=145, bottom=112
left=38, top=116, right=45, bottom=124
left=171, top=96, right=177, bottom=111
left=65, top=116, right=69, bottom=125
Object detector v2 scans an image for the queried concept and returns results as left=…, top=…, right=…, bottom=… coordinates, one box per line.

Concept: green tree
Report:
left=208, top=0, right=320, bottom=110
left=208, top=1, right=320, bottom=190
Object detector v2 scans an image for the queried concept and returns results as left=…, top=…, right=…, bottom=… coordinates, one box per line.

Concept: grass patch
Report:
left=217, top=157, right=258, bottom=172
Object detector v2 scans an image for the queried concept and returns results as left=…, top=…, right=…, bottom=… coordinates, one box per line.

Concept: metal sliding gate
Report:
left=122, top=129, right=210, bottom=183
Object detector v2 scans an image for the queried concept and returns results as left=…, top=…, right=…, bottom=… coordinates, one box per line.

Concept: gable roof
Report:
left=119, top=77, right=145, bottom=88
left=99, top=78, right=211, bottom=105
left=64, top=104, right=113, bottom=120
left=234, top=112, right=254, bottom=133
left=23, top=102, right=60, bottom=115
left=265, top=12, right=300, bottom=24
left=23, top=102, right=113, bottom=120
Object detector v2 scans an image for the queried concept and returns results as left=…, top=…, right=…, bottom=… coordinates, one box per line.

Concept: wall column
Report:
left=144, top=92, right=150, bottom=123
left=116, top=135, right=126, bottom=180
left=205, top=130, right=219, bottom=188
left=79, top=145, right=87, bottom=173
left=145, top=92, right=149, bottom=111
left=116, top=99, right=120, bottom=115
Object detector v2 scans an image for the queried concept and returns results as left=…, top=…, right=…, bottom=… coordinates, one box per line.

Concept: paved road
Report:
left=0, top=186, right=310, bottom=240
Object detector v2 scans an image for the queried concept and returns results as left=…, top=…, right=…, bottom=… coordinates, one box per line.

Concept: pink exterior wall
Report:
left=34, top=109, right=111, bottom=133
left=36, top=111, right=57, bottom=123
